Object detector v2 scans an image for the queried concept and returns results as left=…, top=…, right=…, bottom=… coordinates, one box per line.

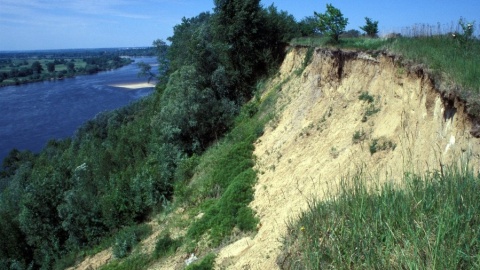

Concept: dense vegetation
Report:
left=0, top=1, right=301, bottom=269
left=0, top=47, right=156, bottom=86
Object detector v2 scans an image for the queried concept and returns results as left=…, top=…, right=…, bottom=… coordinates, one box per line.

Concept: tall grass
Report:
left=388, top=36, right=480, bottom=94
left=278, top=164, right=480, bottom=269
left=291, top=23, right=480, bottom=97
left=290, top=36, right=390, bottom=51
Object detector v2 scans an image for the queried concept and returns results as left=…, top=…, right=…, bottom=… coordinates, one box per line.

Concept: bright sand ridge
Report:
left=110, top=82, right=155, bottom=89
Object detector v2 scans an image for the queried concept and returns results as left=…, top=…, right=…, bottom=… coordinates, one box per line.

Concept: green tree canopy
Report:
left=314, top=4, right=348, bottom=43
left=360, top=17, right=379, bottom=37
left=46, top=62, right=55, bottom=73
left=30, top=61, right=43, bottom=74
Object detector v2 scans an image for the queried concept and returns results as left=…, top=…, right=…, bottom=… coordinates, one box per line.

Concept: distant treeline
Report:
left=0, top=47, right=156, bottom=59
left=0, top=47, right=156, bottom=86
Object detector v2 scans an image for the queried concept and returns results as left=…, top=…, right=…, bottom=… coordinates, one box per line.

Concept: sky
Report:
left=0, top=0, right=479, bottom=51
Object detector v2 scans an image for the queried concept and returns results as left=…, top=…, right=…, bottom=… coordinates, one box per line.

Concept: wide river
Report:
left=0, top=57, right=157, bottom=163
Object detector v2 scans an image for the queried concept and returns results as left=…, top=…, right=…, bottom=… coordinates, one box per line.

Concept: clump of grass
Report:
left=99, top=254, right=152, bottom=270
left=185, top=253, right=216, bottom=270
left=369, top=137, right=396, bottom=155
left=359, top=91, right=374, bottom=103
left=278, top=163, right=480, bottom=269
left=154, top=232, right=182, bottom=258
left=112, top=224, right=152, bottom=259
left=358, top=92, right=380, bottom=122
left=352, top=129, right=366, bottom=144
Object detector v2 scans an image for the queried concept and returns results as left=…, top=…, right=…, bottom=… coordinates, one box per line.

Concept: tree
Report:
left=360, top=17, right=379, bottom=37
left=137, top=62, right=155, bottom=83
left=212, top=0, right=266, bottom=101
left=30, top=61, right=43, bottom=74
left=46, top=62, right=55, bottom=73
left=152, top=39, right=169, bottom=84
left=314, top=4, right=348, bottom=43
left=298, top=16, right=320, bottom=37
left=66, top=62, right=75, bottom=73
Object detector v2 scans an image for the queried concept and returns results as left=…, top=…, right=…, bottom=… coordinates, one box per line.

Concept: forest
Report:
left=0, top=1, right=308, bottom=269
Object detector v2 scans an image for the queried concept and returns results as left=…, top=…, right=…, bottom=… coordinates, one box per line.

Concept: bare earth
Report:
left=214, top=48, right=480, bottom=269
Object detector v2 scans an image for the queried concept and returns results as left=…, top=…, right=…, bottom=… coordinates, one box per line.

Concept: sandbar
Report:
left=110, top=82, right=155, bottom=89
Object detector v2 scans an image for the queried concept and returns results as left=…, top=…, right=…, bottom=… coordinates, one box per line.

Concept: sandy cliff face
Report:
left=215, top=47, right=480, bottom=269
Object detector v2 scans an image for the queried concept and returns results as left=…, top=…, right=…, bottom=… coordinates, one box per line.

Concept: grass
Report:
left=290, top=36, right=391, bottom=51
left=388, top=36, right=480, bottom=94
left=278, top=163, right=480, bottom=269
left=290, top=32, right=480, bottom=115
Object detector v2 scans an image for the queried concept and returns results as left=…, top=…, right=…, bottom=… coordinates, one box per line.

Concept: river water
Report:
left=0, top=57, right=157, bottom=163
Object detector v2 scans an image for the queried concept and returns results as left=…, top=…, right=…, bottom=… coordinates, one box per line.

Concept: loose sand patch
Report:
left=110, top=82, right=155, bottom=89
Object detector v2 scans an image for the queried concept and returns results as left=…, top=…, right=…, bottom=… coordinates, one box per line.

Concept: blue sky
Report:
left=0, top=0, right=479, bottom=51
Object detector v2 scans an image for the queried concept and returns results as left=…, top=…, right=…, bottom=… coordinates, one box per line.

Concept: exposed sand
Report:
left=110, top=82, right=155, bottom=89
left=214, top=48, right=480, bottom=269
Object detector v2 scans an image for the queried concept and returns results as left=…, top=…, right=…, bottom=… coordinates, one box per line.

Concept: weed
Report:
left=359, top=91, right=374, bottom=103
left=369, top=137, right=396, bottom=155
left=352, top=130, right=366, bottom=144
left=330, top=147, right=339, bottom=159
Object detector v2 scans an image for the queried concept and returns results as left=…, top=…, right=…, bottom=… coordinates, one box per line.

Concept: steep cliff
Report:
left=215, top=47, right=480, bottom=269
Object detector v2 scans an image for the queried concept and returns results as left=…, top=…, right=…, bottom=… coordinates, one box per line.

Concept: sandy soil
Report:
left=214, top=48, right=480, bottom=269
left=110, top=82, right=155, bottom=89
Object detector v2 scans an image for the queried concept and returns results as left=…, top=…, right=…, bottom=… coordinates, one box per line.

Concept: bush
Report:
left=112, top=224, right=151, bottom=259
left=154, top=232, right=181, bottom=258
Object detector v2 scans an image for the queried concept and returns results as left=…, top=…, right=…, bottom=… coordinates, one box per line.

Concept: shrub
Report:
left=369, top=137, right=396, bottom=155
left=352, top=130, right=366, bottom=144
left=154, top=232, right=182, bottom=258
left=358, top=91, right=374, bottom=103
left=112, top=224, right=151, bottom=259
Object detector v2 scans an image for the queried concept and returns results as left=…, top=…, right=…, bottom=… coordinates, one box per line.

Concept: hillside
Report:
left=213, top=47, right=480, bottom=269
left=68, top=46, right=480, bottom=269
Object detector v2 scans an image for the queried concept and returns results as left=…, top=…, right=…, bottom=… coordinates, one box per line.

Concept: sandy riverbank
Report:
left=110, top=82, right=155, bottom=89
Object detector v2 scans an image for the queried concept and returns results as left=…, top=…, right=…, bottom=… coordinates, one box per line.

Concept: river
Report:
left=0, top=57, right=157, bottom=163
